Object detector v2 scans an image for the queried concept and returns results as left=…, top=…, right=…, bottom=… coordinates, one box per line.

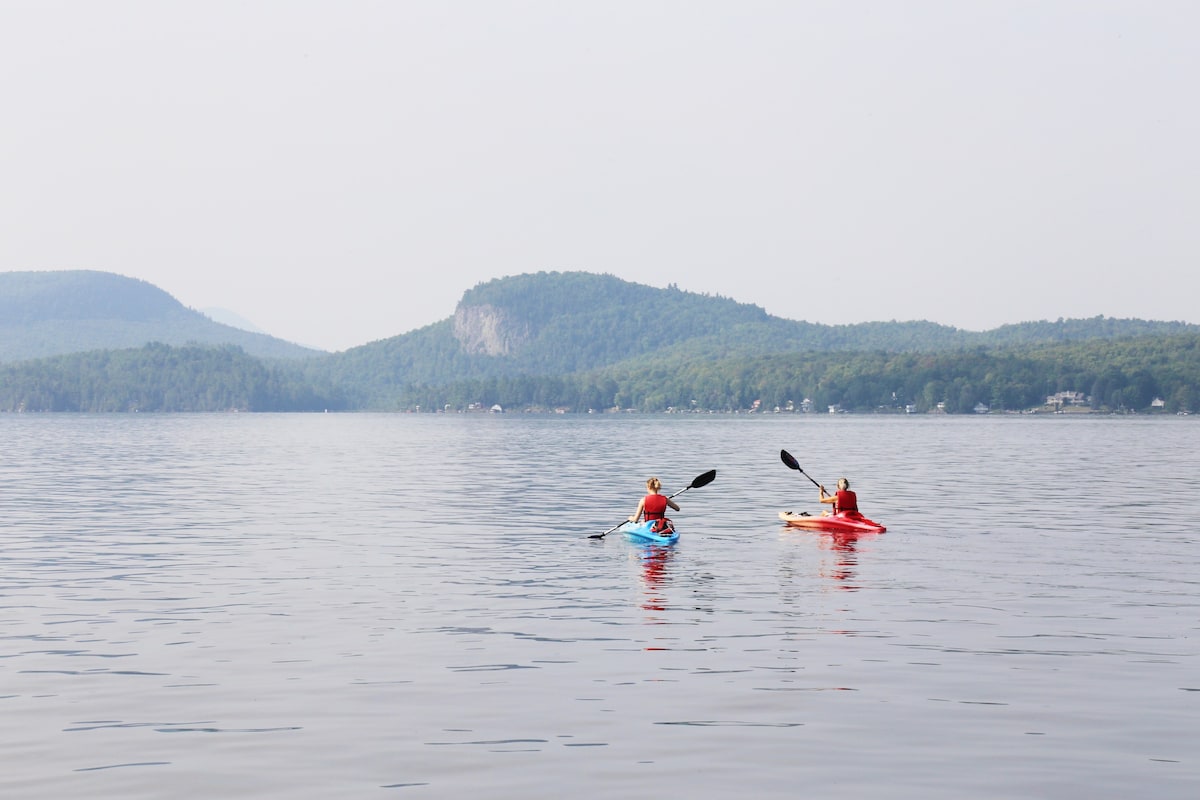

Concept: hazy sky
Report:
left=3, top=1, right=1197, bottom=351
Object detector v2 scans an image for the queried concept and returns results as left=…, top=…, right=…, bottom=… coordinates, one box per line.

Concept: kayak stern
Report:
left=621, top=520, right=680, bottom=545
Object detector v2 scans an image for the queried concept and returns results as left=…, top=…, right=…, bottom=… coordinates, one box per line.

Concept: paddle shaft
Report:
left=780, top=449, right=823, bottom=490
left=590, top=470, right=716, bottom=539
left=592, top=485, right=691, bottom=539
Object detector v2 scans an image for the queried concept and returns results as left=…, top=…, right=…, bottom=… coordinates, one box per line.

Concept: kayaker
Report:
left=819, top=477, right=859, bottom=516
left=629, top=476, right=680, bottom=530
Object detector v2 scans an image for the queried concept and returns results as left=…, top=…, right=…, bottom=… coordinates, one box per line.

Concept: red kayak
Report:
left=778, top=510, right=886, bottom=534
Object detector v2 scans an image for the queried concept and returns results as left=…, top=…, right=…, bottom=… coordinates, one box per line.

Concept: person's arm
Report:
left=819, top=485, right=836, bottom=505
left=666, top=497, right=680, bottom=512
left=629, top=497, right=646, bottom=522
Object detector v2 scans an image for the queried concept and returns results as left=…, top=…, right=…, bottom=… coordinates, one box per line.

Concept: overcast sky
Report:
left=2, top=1, right=1196, bottom=352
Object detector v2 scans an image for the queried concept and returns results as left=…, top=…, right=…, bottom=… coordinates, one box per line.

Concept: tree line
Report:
left=1, top=335, right=1197, bottom=414
left=0, top=343, right=341, bottom=412
left=388, top=334, right=1200, bottom=414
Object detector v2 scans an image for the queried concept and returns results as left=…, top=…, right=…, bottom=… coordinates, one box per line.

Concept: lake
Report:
left=1, top=413, right=1197, bottom=799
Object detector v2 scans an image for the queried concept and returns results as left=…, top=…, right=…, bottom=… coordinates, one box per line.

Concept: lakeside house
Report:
left=1047, top=391, right=1088, bottom=408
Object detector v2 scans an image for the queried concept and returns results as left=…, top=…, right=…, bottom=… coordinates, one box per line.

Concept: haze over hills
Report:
left=0, top=270, right=325, bottom=362
left=2, top=269, right=1198, bottom=415
left=5, top=269, right=1197, bottom=371
left=200, top=306, right=268, bottom=335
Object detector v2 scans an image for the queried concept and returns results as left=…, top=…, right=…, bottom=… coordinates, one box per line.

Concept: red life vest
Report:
left=835, top=489, right=858, bottom=513
left=643, top=493, right=669, bottom=520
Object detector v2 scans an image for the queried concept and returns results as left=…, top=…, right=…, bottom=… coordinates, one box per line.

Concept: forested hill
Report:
left=3, top=269, right=1198, bottom=414
left=0, top=270, right=322, bottom=361
left=6, top=268, right=1195, bottom=372
left=312, top=270, right=1199, bottom=406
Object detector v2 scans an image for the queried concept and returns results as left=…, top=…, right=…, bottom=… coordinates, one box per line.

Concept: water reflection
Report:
left=783, top=527, right=885, bottom=591
left=5, top=415, right=1197, bottom=799
left=636, top=545, right=676, bottom=613
left=820, top=531, right=862, bottom=589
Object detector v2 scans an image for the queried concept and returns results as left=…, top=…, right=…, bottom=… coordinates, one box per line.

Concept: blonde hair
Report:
left=837, top=478, right=850, bottom=490
left=646, top=477, right=662, bottom=492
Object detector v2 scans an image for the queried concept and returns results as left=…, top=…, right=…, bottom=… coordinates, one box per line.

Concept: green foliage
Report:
left=389, top=334, right=1200, bottom=415
left=3, top=270, right=1199, bottom=414
left=0, top=343, right=341, bottom=412
left=313, top=272, right=1199, bottom=397
left=983, top=316, right=1198, bottom=344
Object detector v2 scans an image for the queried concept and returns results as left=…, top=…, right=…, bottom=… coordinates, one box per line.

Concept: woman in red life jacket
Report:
left=629, top=476, right=680, bottom=529
left=819, top=477, right=861, bottom=517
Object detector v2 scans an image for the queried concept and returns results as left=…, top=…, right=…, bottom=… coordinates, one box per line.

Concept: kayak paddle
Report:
left=780, top=449, right=822, bottom=490
left=589, top=469, right=717, bottom=539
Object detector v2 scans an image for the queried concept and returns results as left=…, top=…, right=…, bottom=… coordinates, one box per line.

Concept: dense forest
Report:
left=0, top=344, right=341, bottom=412
left=5, top=336, right=1195, bottom=414
left=1, top=270, right=1197, bottom=414
left=392, top=334, right=1200, bottom=415
left=301, top=272, right=1200, bottom=406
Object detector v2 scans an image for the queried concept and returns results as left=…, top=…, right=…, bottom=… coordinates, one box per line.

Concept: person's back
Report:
left=820, top=477, right=859, bottom=516
left=630, top=476, right=680, bottom=525
left=643, top=493, right=669, bottom=520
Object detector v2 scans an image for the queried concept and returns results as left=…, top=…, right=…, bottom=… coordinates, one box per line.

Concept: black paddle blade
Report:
left=780, top=449, right=821, bottom=489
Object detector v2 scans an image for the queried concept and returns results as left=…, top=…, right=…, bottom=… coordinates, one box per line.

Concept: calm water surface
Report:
left=1, top=414, right=1197, bottom=799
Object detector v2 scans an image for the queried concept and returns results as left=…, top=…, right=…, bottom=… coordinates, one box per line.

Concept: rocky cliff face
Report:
left=453, top=303, right=530, bottom=356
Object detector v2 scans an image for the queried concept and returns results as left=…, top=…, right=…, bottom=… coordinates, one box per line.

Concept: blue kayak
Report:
left=620, top=520, right=680, bottom=545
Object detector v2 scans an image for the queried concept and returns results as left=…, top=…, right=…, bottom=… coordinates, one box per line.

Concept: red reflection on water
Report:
left=823, top=532, right=860, bottom=587
left=639, top=545, right=674, bottom=612
left=787, top=528, right=884, bottom=591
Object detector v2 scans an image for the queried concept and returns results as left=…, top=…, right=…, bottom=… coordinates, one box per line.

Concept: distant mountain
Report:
left=200, top=307, right=267, bottom=334
left=312, top=270, right=1199, bottom=405
left=0, top=270, right=325, bottom=362
left=2, top=269, right=1197, bottom=413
